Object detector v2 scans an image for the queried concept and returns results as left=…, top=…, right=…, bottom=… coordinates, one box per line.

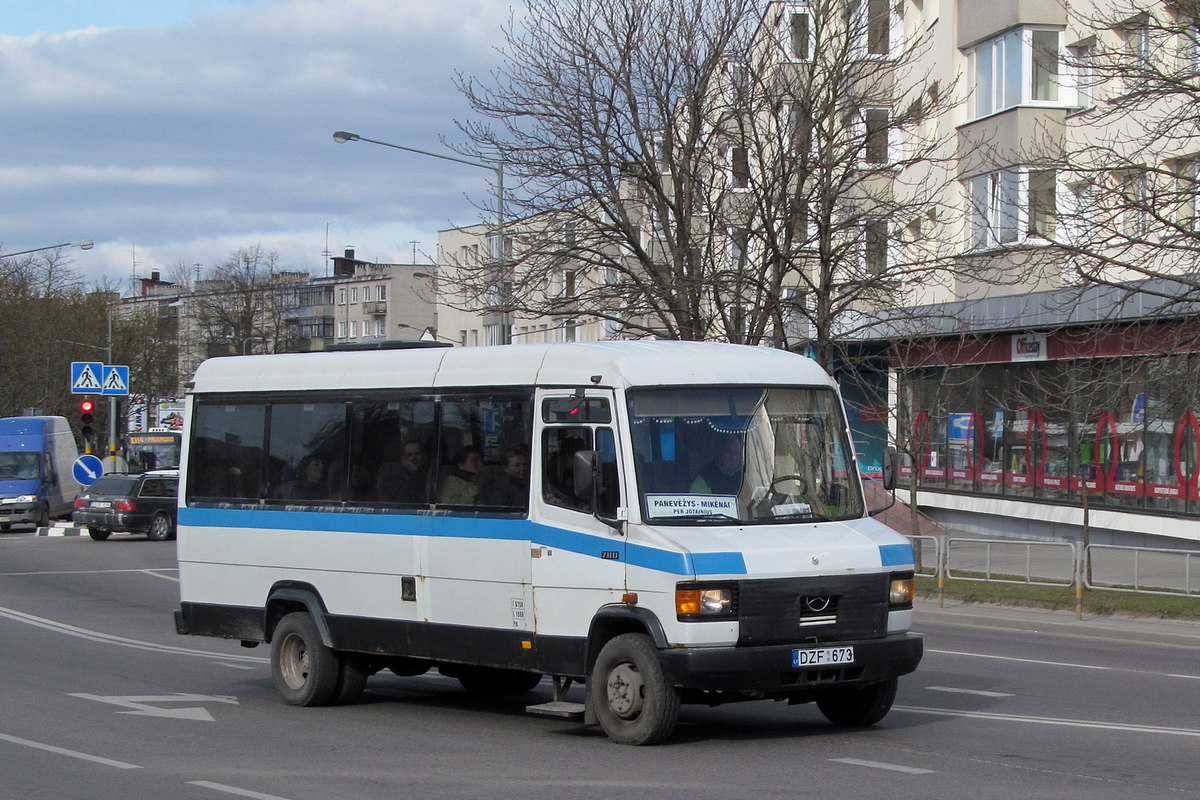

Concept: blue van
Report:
left=0, top=416, right=81, bottom=530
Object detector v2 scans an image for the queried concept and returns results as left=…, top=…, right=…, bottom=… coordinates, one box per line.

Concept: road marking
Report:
left=0, top=605, right=266, bottom=663
left=0, top=568, right=180, bottom=577
left=188, top=781, right=297, bottom=800
left=897, top=705, right=1200, bottom=737
left=927, top=686, right=1015, bottom=698
left=0, top=732, right=141, bottom=770
left=70, top=693, right=239, bottom=722
left=138, top=568, right=180, bottom=583
left=830, top=758, right=934, bottom=775
left=928, top=648, right=1110, bottom=670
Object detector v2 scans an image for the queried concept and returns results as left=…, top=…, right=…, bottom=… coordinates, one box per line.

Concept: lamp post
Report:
left=1, top=240, right=94, bottom=259
left=333, top=131, right=511, bottom=344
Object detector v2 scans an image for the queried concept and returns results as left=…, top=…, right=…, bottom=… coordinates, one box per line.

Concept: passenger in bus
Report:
left=689, top=434, right=743, bottom=495
left=283, top=454, right=329, bottom=501
left=348, top=460, right=377, bottom=502
left=377, top=441, right=429, bottom=503
left=438, top=446, right=483, bottom=505
left=479, top=446, right=530, bottom=509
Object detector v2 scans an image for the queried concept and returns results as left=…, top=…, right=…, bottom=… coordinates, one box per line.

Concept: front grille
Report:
left=737, top=574, right=888, bottom=646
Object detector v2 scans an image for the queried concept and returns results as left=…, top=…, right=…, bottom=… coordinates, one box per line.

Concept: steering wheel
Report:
left=768, top=474, right=807, bottom=497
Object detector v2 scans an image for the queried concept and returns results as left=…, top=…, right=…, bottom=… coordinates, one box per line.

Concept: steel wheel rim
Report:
left=605, top=662, right=645, bottom=719
left=279, top=633, right=311, bottom=690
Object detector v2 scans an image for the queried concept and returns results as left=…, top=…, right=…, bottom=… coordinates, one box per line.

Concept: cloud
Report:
left=0, top=0, right=511, bottom=288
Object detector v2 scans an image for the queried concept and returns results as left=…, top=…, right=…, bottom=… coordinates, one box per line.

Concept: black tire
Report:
left=146, top=512, right=173, bottom=541
left=589, top=633, right=679, bottom=745
left=88, top=527, right=111, bottom=541
left=454, top=666, right=543, bottom=695
left=816, top=678, right=898, bottom=727
left=331, top=656, right=370, bottom=705
left=270, top=612, right=340, bottom=707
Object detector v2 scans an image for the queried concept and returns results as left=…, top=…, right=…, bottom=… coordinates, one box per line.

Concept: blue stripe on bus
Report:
left=177, top=506, right=748, bottom=577
left=879, top=543, right=914, bottom=567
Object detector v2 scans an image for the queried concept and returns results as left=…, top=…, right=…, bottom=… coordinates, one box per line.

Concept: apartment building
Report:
left=437, top=0, right=1200, bottom=543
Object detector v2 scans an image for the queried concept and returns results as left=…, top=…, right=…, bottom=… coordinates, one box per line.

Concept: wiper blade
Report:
left=663, top=512, right=741, bottom=522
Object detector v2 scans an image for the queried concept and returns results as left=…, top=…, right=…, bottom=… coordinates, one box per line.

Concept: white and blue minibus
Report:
left=174, top=340, right=921, bottom=745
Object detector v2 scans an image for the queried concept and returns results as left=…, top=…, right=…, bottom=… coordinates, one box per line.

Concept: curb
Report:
left=38, top=523, right=84, bottom=537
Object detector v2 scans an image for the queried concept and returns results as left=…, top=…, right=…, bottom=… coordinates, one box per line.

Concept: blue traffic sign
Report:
left=101, top=365, right=130, bottom=396
left=71, top=362, right=104, bottom=394
left=73, top=455, right=105, bottom=486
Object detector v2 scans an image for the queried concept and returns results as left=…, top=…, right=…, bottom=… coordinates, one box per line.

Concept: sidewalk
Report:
left=915, top=596, right=1200, bottom=648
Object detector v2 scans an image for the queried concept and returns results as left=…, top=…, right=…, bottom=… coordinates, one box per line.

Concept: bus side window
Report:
left=543, top=426, right=592, bottom=511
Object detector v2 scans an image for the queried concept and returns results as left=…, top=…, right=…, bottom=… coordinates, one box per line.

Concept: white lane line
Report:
left=897, top=705, right=1200, bottom=737
left=188, top=781, right=297, bottom=800
left=831, top=758, right=934, bottom=775
left=0, top=733, right=141, bottom=770
left=927, top=686, right=1015, bottom=698
left=1169, top=673, right=1200, bottom=680
left=0, top=605, right=266, bottom=663
left=927, top=648, right=1110, bottom=670
left=138, top=569, right=180, bottom=583
left=0, top=568, right=179, bottom=577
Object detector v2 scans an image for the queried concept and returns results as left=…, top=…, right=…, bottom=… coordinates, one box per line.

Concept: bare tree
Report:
left=191, top=245, right=307, bottom=355
left=449, top=0, right=969, bottom=362
left=1056, top=1, right=1200, bottom=313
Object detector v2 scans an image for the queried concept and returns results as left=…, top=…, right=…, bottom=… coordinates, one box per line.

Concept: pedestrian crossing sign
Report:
left=71, top=362, right=103, bottom=394
left=102, top=365, right=129, bottom=396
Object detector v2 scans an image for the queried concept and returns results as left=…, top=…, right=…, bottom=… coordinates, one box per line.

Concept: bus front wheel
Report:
left=590, top=633, right=679, bottom=745
left=271, top=612, right=339, bottom=707
left=815, top=678, right=898, bottom=726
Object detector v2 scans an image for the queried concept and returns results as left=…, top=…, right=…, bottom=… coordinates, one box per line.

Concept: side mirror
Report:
left=881, top=445, right=898, bottom=492
left=573, top=448, right=623, bottom=529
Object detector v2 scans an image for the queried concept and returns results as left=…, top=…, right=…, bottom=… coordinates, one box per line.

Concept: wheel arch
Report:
left=585, top=604, right=669, bottom=674
left=264, top=583, right=334, bottom=647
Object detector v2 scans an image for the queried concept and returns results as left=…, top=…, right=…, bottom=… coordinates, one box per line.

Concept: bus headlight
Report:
left=676, top=583, right=737, bottom=620
left=889, top=572, right=915, bottom=609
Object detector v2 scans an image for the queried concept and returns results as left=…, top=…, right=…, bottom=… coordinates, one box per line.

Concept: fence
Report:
left=908, top=535, right=1200, bottom=617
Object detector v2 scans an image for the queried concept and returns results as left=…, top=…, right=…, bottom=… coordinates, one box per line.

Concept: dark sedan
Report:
left=73, top=470, right=179, bottom=541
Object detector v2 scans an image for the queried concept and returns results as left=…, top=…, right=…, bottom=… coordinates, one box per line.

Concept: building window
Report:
left=729, top=146, right=751, bottom=189
left=350, top=287, right=358, bottom=304
left=785, top=4, right=812, bottom=61
left=727, top=227, right=752, bottom=268
left=337, top=321, right=347, bottom=339
left=967, top=167, right=1058, bottom=250
left=378, top=285, right=387, bottom=301
left=864, top=219, right=890, bottom=276
left=968, top=28, right=1069, bottom=119
left=349, top=320, right=359, bottom=338
left=376, top=319, right=386, bottom=337
left=1122, top=21, right=1153, bottom=92
left=1032, top=29, right=1060, bottom=101
left=362, top=286, right=372, bottom=302
left=338, top=288, right=347, bottom=305
left=1120, top=169, right=1150, bottom=238
left=1028, top=169, right=1057, bottom=238
left=1069, top=41, right=1097, bottom=109
left=863, top=108, right=891, bottom=164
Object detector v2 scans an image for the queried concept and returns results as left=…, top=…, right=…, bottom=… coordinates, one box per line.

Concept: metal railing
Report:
left=906, top=534, right=1200, bottom=617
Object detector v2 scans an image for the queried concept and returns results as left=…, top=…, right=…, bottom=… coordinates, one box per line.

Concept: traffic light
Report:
left=79, top=398, right=96, bottom=443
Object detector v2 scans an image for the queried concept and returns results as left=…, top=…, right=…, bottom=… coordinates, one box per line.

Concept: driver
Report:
left=689, top=434, right=743, bottom=495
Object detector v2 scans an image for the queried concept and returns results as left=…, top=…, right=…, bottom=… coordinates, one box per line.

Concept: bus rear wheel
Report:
left=590, top=633, right=679, bottom=745
left=816, top=678, right=898, bottom=726
left=271, top=612, right=340, bottom=707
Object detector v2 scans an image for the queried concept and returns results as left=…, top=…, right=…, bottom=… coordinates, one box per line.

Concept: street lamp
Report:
left=333, top=130, right=510, bottom=342
left=331, top=133, right=503, bottom=227
left=1, top=240, right=94, bottom=259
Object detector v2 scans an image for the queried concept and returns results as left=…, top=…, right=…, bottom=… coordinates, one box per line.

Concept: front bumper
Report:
left=658, top=632, right=923, bottom=693
left=0, top=504, right=39, bottom=525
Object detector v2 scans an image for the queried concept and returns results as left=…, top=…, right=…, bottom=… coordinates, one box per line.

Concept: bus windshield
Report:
left=628, top=386, right=863, bottom=524
left=127, top=432, right=181, bottom=472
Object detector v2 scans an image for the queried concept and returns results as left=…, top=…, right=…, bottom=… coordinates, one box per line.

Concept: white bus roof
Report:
left=188, top=341, right=834, bottom=395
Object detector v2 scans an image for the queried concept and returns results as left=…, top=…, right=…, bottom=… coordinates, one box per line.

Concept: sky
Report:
left=0, top=0, right=514, bottom=289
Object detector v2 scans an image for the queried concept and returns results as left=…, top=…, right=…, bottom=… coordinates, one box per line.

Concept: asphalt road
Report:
left=2, top=530, right=1199, bottom=800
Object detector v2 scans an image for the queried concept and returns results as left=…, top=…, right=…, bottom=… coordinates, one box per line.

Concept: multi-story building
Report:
left=436, top=1, right=1200, bottom=544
